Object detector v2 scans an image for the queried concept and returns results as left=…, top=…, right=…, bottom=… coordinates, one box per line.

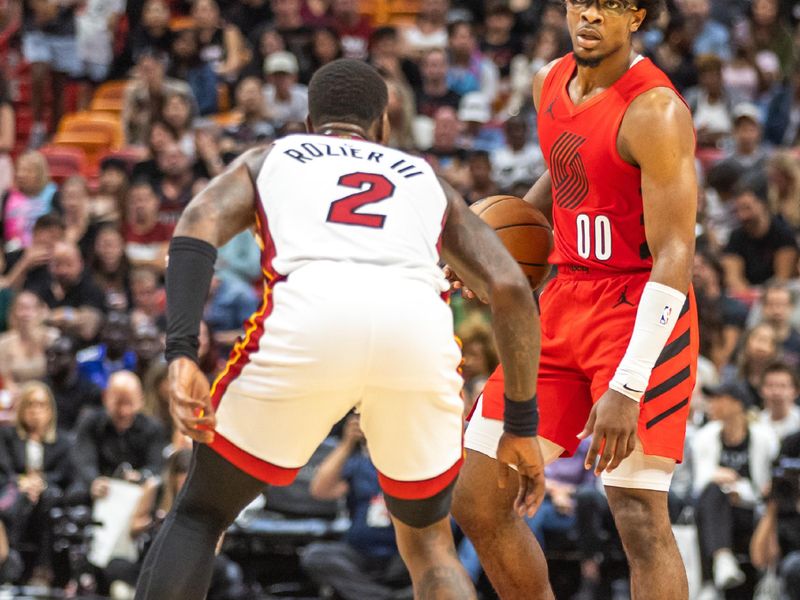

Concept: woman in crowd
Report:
left=725, top=323, right=780, bottom=406
left=160, top=91, right=197, bottom=159
left=0, top=291, right=58, bottom=391
left=168, top=28, right=218, bottom=116
left=192, top=0, right=250, bottom=84
left=309, top=26, right=342, bottom=72
left=59, top=176, right=102, bottom=260
left=91, top=223, right=131, bottom=312
left=0, top=382, right=72, bottom=586
left=1, top=152, right=58, bottom=253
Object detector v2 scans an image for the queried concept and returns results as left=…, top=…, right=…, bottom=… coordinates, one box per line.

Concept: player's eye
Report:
left=602, top=0, right=625, bottom=11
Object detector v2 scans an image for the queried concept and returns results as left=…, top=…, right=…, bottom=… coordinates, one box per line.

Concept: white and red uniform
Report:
left=209, top=134, right=464, bottom=499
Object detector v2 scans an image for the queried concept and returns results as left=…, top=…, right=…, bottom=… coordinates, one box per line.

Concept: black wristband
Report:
left=503, top=395, right=539, bottom=437
left=165, top=236, right=218, bottom=363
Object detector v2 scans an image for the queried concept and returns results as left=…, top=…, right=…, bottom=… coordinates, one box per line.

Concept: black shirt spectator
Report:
left=26, top=242, right=106, bottom=312
left=2, top=214, right=65, bottom=293
left=44, top=336, right=103, bottom=430
left=415, top=49, right=461, bottom=118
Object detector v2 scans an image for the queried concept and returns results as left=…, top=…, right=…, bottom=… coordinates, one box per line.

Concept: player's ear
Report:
left=377, top=112, right=391, bottom=145
left=630, top=8, right=645, bottom=32
left=305, top=115, right=315, bottom=134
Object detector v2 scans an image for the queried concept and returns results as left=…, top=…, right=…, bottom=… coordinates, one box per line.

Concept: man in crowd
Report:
left=45, top=335, right=102, bottom=430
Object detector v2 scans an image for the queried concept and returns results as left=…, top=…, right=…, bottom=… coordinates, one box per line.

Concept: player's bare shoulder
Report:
left=618, top=87, right=695, bottom=165
left=234, top=144, right=274, bottom=181
left=532, top=58, right=561, bottom=111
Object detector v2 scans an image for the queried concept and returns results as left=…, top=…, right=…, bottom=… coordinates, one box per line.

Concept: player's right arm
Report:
left=165, top=146, right=271, bottom=444
left=439, top=179, right=545, bottom=517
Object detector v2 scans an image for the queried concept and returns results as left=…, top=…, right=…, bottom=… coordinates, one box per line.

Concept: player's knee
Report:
left=452, top=479, right=506, bottom=537
left=609, top=491, right=669, bottom=559
left=384, top=480, right=455, bottom=529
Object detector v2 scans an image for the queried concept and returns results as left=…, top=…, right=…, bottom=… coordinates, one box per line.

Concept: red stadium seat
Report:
left=39, top=144, right=88, bottom=183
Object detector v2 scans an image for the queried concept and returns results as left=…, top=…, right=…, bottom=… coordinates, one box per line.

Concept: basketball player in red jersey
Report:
left=452, top=1, right=698, bottom=599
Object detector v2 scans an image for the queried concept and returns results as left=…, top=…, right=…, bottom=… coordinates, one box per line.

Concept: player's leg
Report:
left=451, top=448, right=554, bottom=600
left=385, top=482, right=476, bottom=600
left=134, top=444, right=265, bottom=600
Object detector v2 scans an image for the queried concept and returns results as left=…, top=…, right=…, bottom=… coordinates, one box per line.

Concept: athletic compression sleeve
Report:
left=165, top=236, right=217, bottom=363
left=608, top=282, right=687, bottom=403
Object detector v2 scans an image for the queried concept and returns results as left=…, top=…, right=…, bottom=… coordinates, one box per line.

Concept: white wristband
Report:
left=609, top=282, right=687, bottom=403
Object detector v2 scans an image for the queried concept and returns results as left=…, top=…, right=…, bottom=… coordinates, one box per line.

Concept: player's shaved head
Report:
left=308, top=59, right=389, bottom=131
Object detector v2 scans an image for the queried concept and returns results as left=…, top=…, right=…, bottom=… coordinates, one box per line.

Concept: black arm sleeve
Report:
left=165, top=236, right=217, bottom=363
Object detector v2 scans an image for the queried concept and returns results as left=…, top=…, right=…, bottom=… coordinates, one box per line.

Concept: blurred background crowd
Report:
left=0, top=0, right=799, bottom=598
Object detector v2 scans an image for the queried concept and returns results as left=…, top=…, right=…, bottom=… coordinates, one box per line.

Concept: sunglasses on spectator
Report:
left=564, top=0, right=639, bottom=15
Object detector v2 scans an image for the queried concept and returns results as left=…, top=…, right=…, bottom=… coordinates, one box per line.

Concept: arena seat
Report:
left=39, top=144, right=88, bottom=182
left=210, top=112, right=242, bottom=127
left=51, top=131, right=114, bottom=168
left=89, top=80, right=128, bottom=114
left=58, top=111, right=125, bottom=150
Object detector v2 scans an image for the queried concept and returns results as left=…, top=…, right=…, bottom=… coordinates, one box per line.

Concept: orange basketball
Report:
left=470, top=195, right=553, bottom=290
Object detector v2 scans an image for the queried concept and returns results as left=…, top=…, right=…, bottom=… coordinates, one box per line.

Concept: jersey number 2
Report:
left=327, top=172, right=395, bottom=229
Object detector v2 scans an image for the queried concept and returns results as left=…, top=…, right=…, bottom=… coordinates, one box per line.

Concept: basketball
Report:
left=470, top=195, right=553, bottom=290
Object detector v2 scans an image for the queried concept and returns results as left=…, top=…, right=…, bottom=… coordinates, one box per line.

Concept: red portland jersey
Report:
left=537, top=53, right=685, bottom=273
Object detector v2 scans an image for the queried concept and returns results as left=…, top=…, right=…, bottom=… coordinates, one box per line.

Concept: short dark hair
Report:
left=734, top=174, right=769, bottom=205
left=33, top=213, right=64, bottom=232
left=370, top=26, right=398, bottom=46
left=762, top=361, right=799, bottom=390
left=635, top=0, right=664, bottom=29
left=447, top=20, right=473, bottom=38
left=308, top=59, right=388, bottom=130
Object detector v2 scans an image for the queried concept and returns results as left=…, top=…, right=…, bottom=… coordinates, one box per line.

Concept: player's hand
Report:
left=442, top=265, right=486, bottom=303
left=496, top=432, right=546, bottom=518
left=579, top=389, right=639, bottom=475
left=168, top=357, right=217, bottom=444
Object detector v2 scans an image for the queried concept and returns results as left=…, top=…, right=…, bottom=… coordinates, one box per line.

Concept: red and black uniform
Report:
left=479, top=54, right=698, bottom=461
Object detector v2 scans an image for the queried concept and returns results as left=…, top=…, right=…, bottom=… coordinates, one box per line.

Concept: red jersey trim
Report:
left=210, top=432, right=301, bottom=486
left=378, top=453, right=464, bottom=500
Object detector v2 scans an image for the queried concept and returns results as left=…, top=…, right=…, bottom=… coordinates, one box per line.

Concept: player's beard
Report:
left=573, top=42, right=625, bottom=68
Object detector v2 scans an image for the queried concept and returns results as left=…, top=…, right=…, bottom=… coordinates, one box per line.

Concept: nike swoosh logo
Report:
left=623, top=384, right=644, bottom=393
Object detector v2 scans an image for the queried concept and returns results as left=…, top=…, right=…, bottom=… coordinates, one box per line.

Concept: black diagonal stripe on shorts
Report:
left=680, top=297, right=690, bottom=317
left=646, top=398, right=689, bottom=429
left=642, top=366, right=691, bottom=404
left=654, top=329, right=691, bottom=368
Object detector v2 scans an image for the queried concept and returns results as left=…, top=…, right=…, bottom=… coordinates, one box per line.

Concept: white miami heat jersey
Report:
left=255, top=134, right=448, bottom=290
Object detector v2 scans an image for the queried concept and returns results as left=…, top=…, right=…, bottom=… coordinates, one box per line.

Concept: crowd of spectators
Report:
left=0, top=0, right=800, bottom=598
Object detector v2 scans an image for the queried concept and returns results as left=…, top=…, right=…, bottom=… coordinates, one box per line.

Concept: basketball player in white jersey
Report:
left=134, top=59, right=545, bottom=600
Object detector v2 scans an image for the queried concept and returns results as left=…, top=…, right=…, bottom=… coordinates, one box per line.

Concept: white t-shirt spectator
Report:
left=263, top=84, right=309, bottom=125
left=759, top=406, right=800, bottom=441
left=490, top=143, right=545, bottom=190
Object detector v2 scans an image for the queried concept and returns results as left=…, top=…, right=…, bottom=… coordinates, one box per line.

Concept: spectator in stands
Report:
left=765, top=63, right=800, bottom=146
left=491, top=115, right=545, bottom=191
left=302, top=414, right=409, bottom=600
left=715, top=103, right=769, bottom=180
left=0, top=521, right=22, bottom=584
left=463, top=150, right=499, bottom=205
left=692, top=251, right=749, bottom=369
left=123, top=49, right=194, bottom=146
left=0, top=76, right=14, bottom=200
left=132, top=320, right=162, bottom=380
left=129, top=0, right=173, bottom=64
left=328, top=0, right=373, bottom=60
left=458, top=319, right=497, bottom=410
left=727, top=323, right=780, bottom=407
left=0, top=291, right=57, bottom=389
left=0, top=382, right=73, bottom=587
left=220, top=77, right=276, bottom=155
left=21, top=0, right=83, bottom=147
left=91, top=224, right=131, bottom=312
left=123, top=181, right=172, bottom=273
left=721, top=43, right=763, bottom=106
left=480, top=4, right=520, bottom=79
left=70, top=370, right=165, bottom=504
left=130, top=268, right=165, bottom=331
left=648, top=13, right=698, bottom=94
left=59, top=176, right=101, bottom=261
left=760, top=282, right=800, bottom=367
left=241, top=24, right=287, bottom=80
left=766, top=151, right=800, bottom=232
left=198, top=319, right=221, bottom=380
left=269, top=0, right=314, bottom=77
left=684, top=54, right=734, bottom=148
left=141, top=361, right=172, bottom=441
left=457, top=92, right=503, bottom=152
left=308, top=26, right=342, bottom=73
left=28, top=241, right=105, bottom=342
left=193, top=0, right=251, bottom=84
left=384, top=79, right=416, bottom=151
left=94, top=157, right=131, bottom=223
left=425, top=106, right=468, bottom=188
left=225, top=0, right=271, bottom=39
left=2, top=214, right=64, bottom=293
left=745, top=0, right=794, bottom=76
left=446, top=21, right=499, bottom=103
left=1, top=151, right=58, bottom=253
left=262, top=51, right=309, bottom=126
left=415, top=48, right=461, bottom=118
left=369, top=27, right=420, bottom=92
left=104, top=448, right=247, bottom=599
left=168, top=28, right=219, bottom=116
left=508, top=25, right=562, bottom=117
left=161, top=91, right=197, bottom=160
left=758, top=362, right=800, bottom=440
left=722, top=180, right=798, bottom=291
left=680, top=0, right=731, bottom=61
left=44, top=335, right=102, bottom=430
left=75, top=0, right=123, bottom=87
left=693, top=381, right=778, bottom=596
left=401, top=0, right=449, bottom=59
left=153, top=145, right=197, bottom=232
left=77, top=311, right=137, bottom=390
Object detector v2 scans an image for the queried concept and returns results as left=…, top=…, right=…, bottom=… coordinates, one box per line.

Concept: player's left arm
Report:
left=164, top=146, right=271, bottom=443
left=582, top=89, right=697, bottom=474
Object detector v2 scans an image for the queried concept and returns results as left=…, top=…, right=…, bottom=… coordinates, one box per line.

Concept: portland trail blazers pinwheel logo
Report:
left=550, top=132, right=589, bottom=209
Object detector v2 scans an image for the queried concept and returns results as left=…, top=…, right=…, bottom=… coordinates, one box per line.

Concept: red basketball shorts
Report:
left=475, top=270, right=698, bottom=462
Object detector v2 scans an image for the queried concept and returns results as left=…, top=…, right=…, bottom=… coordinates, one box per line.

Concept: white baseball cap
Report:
left=264, top=51, right=299, bottom=75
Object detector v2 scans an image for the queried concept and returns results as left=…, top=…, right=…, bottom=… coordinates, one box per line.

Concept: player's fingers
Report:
left=518, top=468, right=545, bottom=518
left=626, top=434, right=637, bottom=459
left=175, top=419, right=214, bottom=443
left=577, top=408, right=596, bottom=441
left=595, top=434, right=616, bottom=475
left=607, top=434, right=630, bottom=473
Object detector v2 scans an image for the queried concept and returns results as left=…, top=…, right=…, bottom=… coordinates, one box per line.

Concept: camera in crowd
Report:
left=772, top=458, right=800, bottom=514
